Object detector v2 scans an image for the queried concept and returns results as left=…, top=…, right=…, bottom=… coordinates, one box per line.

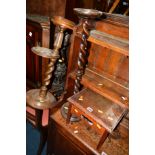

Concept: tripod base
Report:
left=26, top=89, right=56, bottom=110
left=61, top=102, right=80, bottom=122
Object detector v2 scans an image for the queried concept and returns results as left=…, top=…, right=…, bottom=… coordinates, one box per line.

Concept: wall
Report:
left=26, top=0, right=109, bottom=20
left=26, top=0, right=67, bottom=17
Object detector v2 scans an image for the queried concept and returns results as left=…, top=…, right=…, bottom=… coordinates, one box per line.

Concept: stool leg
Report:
left=66, top=103, right=72, bottom=124
left=96, top=130, right=108, bottom=150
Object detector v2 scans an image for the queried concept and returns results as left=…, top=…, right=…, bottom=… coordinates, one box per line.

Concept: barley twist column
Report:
left=73, top=8, right=103, bottom=94
left=26, top=16, right=75, bottom=110
left=60, top=8, right=103, bottom=122
left=74, top=19, right=89, bottom=93
left=39, top=26, right=64, bottom=100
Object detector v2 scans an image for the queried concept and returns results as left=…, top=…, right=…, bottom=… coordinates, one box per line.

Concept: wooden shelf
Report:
left=88, top=30, right=129, bottom=56
left=69, top=68, right=129, bottom=109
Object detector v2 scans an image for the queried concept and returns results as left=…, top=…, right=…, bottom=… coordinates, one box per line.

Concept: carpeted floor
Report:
left=26, top=122, right=46, bottom=155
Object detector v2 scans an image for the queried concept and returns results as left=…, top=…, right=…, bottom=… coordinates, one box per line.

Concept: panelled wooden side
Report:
left=88, top=18, right=129, bottom=87
left=88, top=44, right=129, bottom=86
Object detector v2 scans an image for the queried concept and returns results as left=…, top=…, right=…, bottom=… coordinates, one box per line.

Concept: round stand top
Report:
left=74, top=8, right=103, bottom=19
left=31, top=46, right=59, bottom=59
left=26, top=89, right=57, bottom=110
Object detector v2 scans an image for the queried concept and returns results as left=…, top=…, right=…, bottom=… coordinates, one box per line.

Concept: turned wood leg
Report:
left=66, top=103, right=72, bottom=124
left=73, top=19, right=89, bottom=94
left=96, top=129, right=108, bottom=150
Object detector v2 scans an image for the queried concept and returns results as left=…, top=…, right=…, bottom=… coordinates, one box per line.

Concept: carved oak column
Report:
left=60, top=8, right=103, bottom=122
left=73, top=8, right=103, bottom=94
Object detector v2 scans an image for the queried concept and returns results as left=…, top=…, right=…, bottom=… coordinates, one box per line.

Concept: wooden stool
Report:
left=66, top=88, right=127, bottom=149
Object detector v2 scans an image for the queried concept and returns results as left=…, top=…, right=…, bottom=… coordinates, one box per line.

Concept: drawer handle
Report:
left=29, top=32, right=32, bottom=37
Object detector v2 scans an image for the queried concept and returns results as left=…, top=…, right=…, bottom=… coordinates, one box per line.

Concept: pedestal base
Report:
left=26, top=89, right=56, bottom=110
left=61, top=102, right=80, bottom=122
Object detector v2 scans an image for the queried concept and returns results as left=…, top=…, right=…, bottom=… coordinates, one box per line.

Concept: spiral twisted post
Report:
left=73, top=8, right=103, bottom=94
left=26, top=16, right=75, bottom=109
left=60, top=9, right=103, bottom=122
left=74, top=20, right=89, bottom=93
left=39, top=27, right=64, bottom=100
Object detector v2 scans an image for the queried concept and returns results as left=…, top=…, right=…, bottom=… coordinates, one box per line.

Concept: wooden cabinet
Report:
left=26, top=14, right=50, bottom=88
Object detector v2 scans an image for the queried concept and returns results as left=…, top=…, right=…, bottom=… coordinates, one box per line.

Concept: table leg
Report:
left=66, top=103, right=72, bottom=124
left=96, top=129, right=108, bottom=150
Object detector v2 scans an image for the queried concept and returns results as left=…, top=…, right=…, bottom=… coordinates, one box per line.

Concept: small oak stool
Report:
left=66, top=88, right=127, bottom=149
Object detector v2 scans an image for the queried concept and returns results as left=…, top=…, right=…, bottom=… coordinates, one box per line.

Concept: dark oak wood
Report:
left=26, top=16, right=75, bottom=110
left=47, top=12, right=129, bottom=155
left=73, top=8, right=103, bottom=94
left=64, top=13, right=129, bottom=142
left=67, top=88, right=127, bottom=133
left=26, top=17, right=51, bottom=155
left=26, top=0, right=128, bottom=24
left=69, top=68, right=129, bottom=109
left=66, top=88, right=127, bottom=149
left=26, top=0, right=67, bottom=17
left=26, top=16, right=75, bottom=155
left=65, top=14, right=128, bottom=97
left=26, top=2, right=129, bottom=155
